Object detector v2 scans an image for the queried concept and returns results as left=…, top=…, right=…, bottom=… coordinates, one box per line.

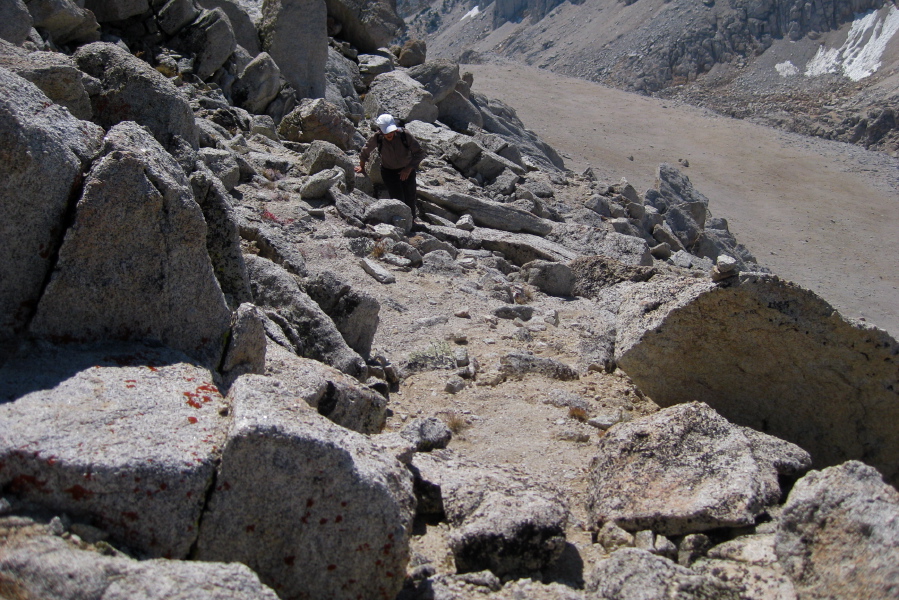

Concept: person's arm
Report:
left=355, top=135, right=378, bottom=173
left=399, top=133, right=426, bottom=180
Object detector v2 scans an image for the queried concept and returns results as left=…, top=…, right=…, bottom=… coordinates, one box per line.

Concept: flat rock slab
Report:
left=0, top=343, right=229, bottom=558
left=586, top=402, right=811, bottom=536
left=615, top=272, right=899, bottom=486
left=418, top=186, right=553, bottom=236
left=0, top=517, right=279, bottom=600
left=196, top=383, right=415, bottom=600
left=775, top=461, right=899, bottom=599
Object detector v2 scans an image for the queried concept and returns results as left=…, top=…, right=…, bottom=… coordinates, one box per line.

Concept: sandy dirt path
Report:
left=466, top=62, right=899, bottom=335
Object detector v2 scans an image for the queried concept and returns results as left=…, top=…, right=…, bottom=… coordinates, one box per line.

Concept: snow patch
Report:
left=805, top=6, right=899, bottom=81
left=462, top=6, right=481, bottom=20
left=776, top=61, right=800, bottom=77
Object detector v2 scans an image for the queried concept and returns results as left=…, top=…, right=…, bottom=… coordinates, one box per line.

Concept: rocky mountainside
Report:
left=406, top=0, right=899, bottom=153
left=1, top=1, right=898, bottom=599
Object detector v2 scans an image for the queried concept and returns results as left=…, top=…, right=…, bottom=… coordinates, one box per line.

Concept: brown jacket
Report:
left=359, top=129, right=425, bottom=171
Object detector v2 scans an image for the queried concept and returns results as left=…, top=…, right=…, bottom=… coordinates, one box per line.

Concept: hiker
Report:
left=355, top=114, right=426, bottom=221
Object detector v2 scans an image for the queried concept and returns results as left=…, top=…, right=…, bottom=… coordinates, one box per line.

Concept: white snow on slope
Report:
left=805, top=6, right=899, bottom=80
left=776, top=61, right=800, bottom=77
left=462, top=6, right=481, bottom=20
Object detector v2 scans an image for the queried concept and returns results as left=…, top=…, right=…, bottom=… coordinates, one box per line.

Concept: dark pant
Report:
left=380, top=167, right=417, bottom=219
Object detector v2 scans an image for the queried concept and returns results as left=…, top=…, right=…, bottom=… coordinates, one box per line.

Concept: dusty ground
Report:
left=465, top=62, right=899, bottom=336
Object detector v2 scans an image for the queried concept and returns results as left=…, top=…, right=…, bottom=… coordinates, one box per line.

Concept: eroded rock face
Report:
left=74, top=42, right=200, bottom=150
left=259, top=0, right=327, bottom=99
left=775, top=461, right=899, bottom=599
left=0, top=42, right=92, bottom=119
left=412, top=451, right=568, bottom=578
left=303, top=270, right=381, bottom=358
left=263, top=342, right=386, bottom=434
left=323, top=0, right=405, bottom=53
left=363, top=70, right=438, bottom=123
left=586, top=548, right=742, bottom=600
left=0, top=67, right=104, bottom=365
left=615, top=272, right=899, bottom=485
left=195, top=386, right=414, bottom=600
left=0, top=0, right=32, bottom=45
left=0, top=518, right=280, bottom=600
left=245, top=254, right=367, bottom=379
left=586, top=402, right=811, bottom=536
left=0, top=344, right=229, bottom=559
left=30, top=123, right=231, bottom=368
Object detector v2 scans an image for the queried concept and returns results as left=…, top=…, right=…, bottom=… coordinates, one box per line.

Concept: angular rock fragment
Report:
left=775, top=461, right=899, bottom=599
left=0, top=518, right=280, bottom=600
left=413, top=451, right=568, bottom=578
left=499, top=352, right=579, bottom=381
left=587, top=549, right=741, bottom=600
left=586, top=402, right=811, bottom=536
left=245, top=254, right=366, bottom=379
left=418, top=186, right=551, bottom=236
left=0, top=344, right=229, bottom=558
left=263, top=342, right=386, bottom=434
left=615, top=272, right=899, bottom=485
left=259, top=0, right=327, bottom=98
left=196, top=386, right=414, bottom=600
left=304, top=270, right=380, bottom=358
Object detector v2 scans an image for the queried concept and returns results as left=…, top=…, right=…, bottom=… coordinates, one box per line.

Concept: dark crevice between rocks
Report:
left=187, top=458, right=221, bottom=561
left=317, top=381, right=339, bottom=418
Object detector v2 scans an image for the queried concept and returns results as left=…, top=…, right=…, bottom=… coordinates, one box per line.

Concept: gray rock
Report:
left=304, top=270, right=380, bottom=358
left=421, top=249, right=463, bottom=275
left=278, top=98, right=357, bottom=150
left=357, top=53, right=393, bottom=86
left=300, top=166, right=345, bottom=198
left=259, top=0, right=327, bottom=98
left=363, top=199, right=413, bottom=233
left=0, top=42, right=92, bottom=119
left=418, top=186, right=552, bottom=236
left=586, top=402, right=811, bottom=536
left=413, top=451, right=568, bottom=578
left=300, top=140, right=354, bottom=189
left=499, top=352, right=579, bottom=381
left=586, top=549, right=741, bottom=600
left=597, top=521, right=635, bottom=552
left=198, top=147, right=241, bottom=190
left=189, top=164, right=252, bottom=308
left=30, top=123, right=231, bottom=368
left=775, top=461, right=899, bottom=599
left=0, top=519, right=280, bottom=600
left=437, top=89, right=484, bottom=132
left=0, top=67, right=104, bottom=364
left=221, top=302, right=267, bottom=380
left=256, top=341, right=386, bottom=433
left=520, top=260, right=575, bottom=296
left=0, top=0, right=32, bottom=45
left=492, top=305, right=534, bottom=321
left=363, top=70, right=438, bottom=123
left=232, top=51, right=281, bottom=114
left=596, top=231, right=653, bottom=266
left=360, top=257, right=396, bottom=283
left=234, top=205, right=308, bottom=277
left=407, top=59, right=460, bottom=104
left=323, top=0, right=403, bottom=53
left=614, top=272, right=899, bottom=486
left=401, top=417, right=453, bottom=452
left=0, top=344, right=229, bottom=558
left=245, top=254, right=367, bottom=379
left=467, top=227, right=579, bottom=266
left=692, top=558, right=798, bottom=600
left=74, top=42, right=200, bottom=150
left=195, top=383, right=414, bottom=600
left=652, top=223, right=686, bottom=252
left=157, top=0, right=202, bottom=36
left=444, top=374, right=466, bottom=394
left=27, top=0, right=100, bottom=44
left=198, top=0, right=261, bottom=56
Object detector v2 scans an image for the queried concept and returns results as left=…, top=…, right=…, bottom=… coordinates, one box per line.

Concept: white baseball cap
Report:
left=376, top=114, right=398, bottom=134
